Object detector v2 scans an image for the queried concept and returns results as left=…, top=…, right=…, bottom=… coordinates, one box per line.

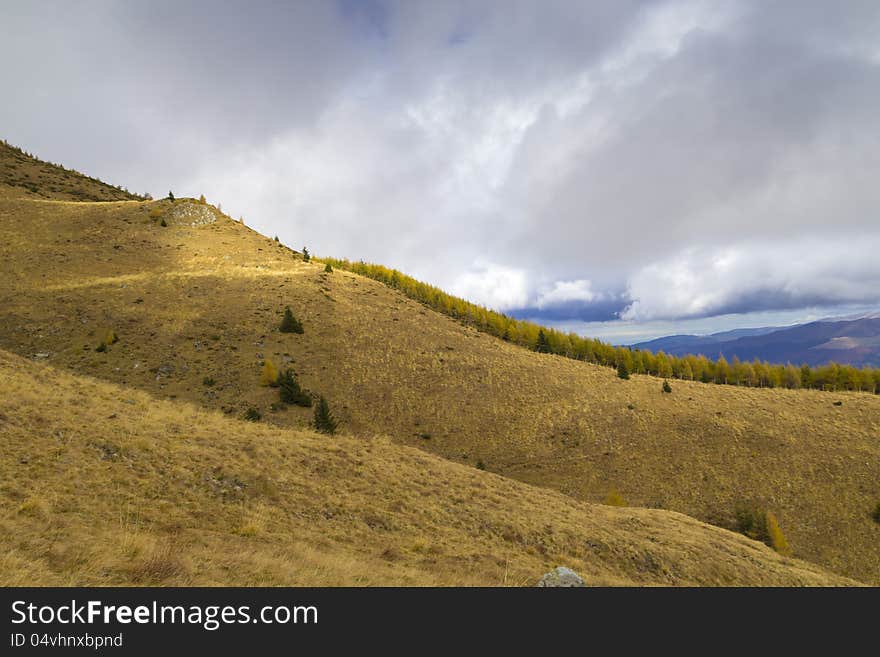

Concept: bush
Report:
left=735, top=504, right=792, bottom=555
left=475, top=459, right=486, bottom=470
left=604, top=490, right=627, bottom=507
left=243, top=407, right=261, bottom=422
left=313, top=396, right=337, bottom=434
left=765, top=511, right=792, bottom=556
left=662, top=380, right=672, bottom=393
left=95, top=342, right=107, bottom=353
left=260, top=359, right=279, bottom=387
left=617, top=362, right=630, bottom=380
left=279, top=307, right=304, bottom=334
left=278, top=369, right=312, bottom=407
left=202, top=376, right=215, bottom=387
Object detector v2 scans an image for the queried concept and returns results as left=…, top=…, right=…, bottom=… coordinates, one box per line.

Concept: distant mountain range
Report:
left=631, top=314, right=880, bottom=367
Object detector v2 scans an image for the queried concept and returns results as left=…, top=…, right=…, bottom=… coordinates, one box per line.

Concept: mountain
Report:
left=632, top=317, right=880, bottom=367
left=2, top=141, right=879, bottom=585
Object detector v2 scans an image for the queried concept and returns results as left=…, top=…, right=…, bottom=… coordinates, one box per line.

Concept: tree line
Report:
left=320, top=257, right=880, bottom=394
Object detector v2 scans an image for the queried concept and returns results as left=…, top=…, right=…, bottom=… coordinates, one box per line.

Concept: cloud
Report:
left=2, top=0, right=879, bottom=327
left=536, top=280, right=600, bottom=307
left=622, top=236, right=880, bottom=320
left=449, top=263, right=529, bottom=311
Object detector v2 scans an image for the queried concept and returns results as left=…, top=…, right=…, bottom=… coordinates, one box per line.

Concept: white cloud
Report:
left=449, top=263, right=529, bottom=310
left=622, top=237, right=880, bottom=320
left=536, top=279, right=600, bottom=308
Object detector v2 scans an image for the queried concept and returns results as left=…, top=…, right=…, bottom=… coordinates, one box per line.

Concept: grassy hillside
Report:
left=0, top=140, right=143, bottom=202
left=0, top=349, right=854, bottom=586
left=0, top=145, right=878, bottom=585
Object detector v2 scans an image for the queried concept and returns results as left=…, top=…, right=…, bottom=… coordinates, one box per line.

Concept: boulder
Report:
left=536, top=566, right=586, bottom=587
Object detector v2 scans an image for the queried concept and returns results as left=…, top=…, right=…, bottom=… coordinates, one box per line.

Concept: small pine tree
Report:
left=274, top=235, right=279, bottom=242
left=167, top=190, right=174, bottom=201
left=662, top=379, right=672, bottom=393
left=872, top=501, right=880, bottom=524
left=278, top=369, right=312, bottom=407
left=765, top=511, right=792, bottom=556
left=534, top=330, right=550, bottom=353
left=198, top=194, right=206, bottom=203
left=617, top=361, right=630, bottom=380
left=160, top=218, right=167, bottom=227
left=313, top=396, right=337, bottom=434
left=279, top=307, right=304, bottom=334
left=302, top=247, right=310, bottom=262
left=260, top=359, right=279, bottom=387
left=324, top=263, right=333, bottom=273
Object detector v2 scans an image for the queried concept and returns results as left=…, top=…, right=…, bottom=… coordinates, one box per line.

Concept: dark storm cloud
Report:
left=2, top=0, right=879, bottom=323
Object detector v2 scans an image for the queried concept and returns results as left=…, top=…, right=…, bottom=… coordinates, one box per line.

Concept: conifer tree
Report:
left=662, top=379, right=672, bottom=393
left=167, top=190, right=174, bottom=201
left=279, top=307, right=304, bottom=334
left=313, top=396, right=337, bottom=434
left=260, top=359, right=279, bottom=387
left=534, top=329, right=551, bottom=353
left=324, top=263, right=333, bottom=273
left=617, top=361, right=630, bottom=380
left=302, top=247, right=310, bottom=262
left=278, top=369, right=312, bottom=407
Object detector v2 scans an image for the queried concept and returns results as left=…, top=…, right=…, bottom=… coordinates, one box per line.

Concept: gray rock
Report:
left=537, top=566, right=586, bottom=587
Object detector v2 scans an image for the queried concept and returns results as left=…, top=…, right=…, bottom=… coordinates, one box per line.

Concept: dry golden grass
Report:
left=0, top=141, right=139, bottom=202
left=0, top=350, right=854, bottom=586
left=0, top=146, right=878, bottom=585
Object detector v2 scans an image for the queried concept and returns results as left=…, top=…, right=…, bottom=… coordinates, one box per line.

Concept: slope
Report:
left=0, top=149, right=878, bottom=584
left=1, top=349, right=853, bottom=586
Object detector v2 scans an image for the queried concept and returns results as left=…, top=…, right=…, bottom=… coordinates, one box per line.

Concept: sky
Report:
left=3, top=0, right=880, bottom=343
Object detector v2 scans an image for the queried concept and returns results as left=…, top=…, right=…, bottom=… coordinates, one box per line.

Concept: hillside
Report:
left=0, top=146, right=878, bottom=585
left=1, top=349, right=852, bottom=586
left=633, top=318, right=880, bottom=368
left=0, top=140, right=142, bottom=202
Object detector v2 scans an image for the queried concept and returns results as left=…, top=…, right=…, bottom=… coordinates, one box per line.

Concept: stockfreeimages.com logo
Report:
left=11, top=599, right=318, bottom=632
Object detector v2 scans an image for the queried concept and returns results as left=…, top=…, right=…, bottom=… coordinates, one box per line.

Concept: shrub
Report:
left=243, top=407, right=261, bottom=422
left=202, top=376, right=215, bottom=387
left=324, top=263, right=333, bottom=273
left=662, top=380, right=672, bottom=393
left=765, top=511, right=792, bottom=556
left=735, top=503, right=791, bottom=554
left=871, top=501, right=880, bottom=524
left=313, top=396, right=337, bottom=434
left=475, top=459, right=486, bottom=470
left=260, top=359, right=279, bottom=387
left=278, top=369, right=312, bottom=407
left=279, top=307, right=304, bottom=334
left=95, top=342, right=107, bottom=353
left=604, top=490, right=627, bottom=507
left=735, top=504, right=769, bottom=544
left=617, top=362, right=630, bottom=380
